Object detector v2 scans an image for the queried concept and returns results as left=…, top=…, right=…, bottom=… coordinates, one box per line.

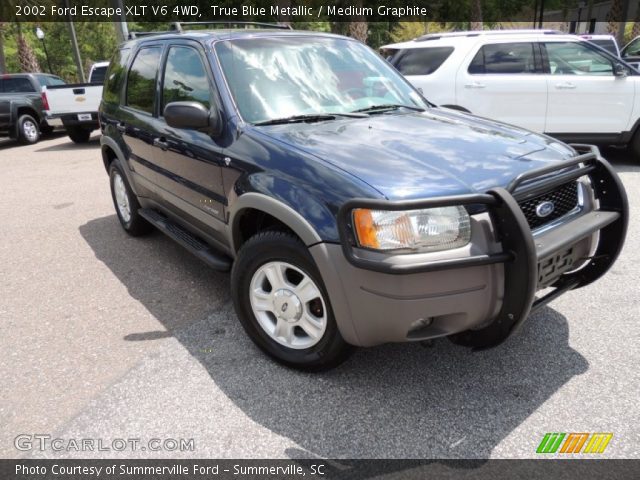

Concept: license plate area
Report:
left=77, top=113, right=92, bottom=121
left=537, top=246, right=578, bottom=289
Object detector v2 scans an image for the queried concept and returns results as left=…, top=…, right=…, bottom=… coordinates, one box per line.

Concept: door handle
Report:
left=555, top=82, right=576, bottom=89
left=116, top=123, right=126, bottom=133
left=464, top=82, right=486, bottom=89
left=153, top=137, right=169, bottom=150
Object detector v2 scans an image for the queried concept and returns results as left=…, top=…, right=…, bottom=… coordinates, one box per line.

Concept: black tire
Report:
left=231, top=231, right=353, bottom=371
left=108, top=161, right=153, bottom=236
left=67, top=126, right=92, bottom=144
left=630, top=129, right=640, bottom=161
left=40, top=124, right=54, bottom=136
left=16, top=114, right=40, bottom=144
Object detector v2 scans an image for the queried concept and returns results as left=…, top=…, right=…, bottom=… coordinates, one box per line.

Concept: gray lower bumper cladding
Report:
left=328, top=145, right=628, bottom=348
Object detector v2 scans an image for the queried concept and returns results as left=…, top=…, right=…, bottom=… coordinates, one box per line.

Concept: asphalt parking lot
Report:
left=1, top=133, right=638, bottom=459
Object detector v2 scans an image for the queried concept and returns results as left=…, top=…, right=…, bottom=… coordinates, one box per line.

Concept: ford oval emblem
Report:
left=536, top=201, right=555, bottom=218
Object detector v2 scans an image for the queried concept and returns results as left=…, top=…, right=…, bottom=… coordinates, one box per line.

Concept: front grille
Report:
left=518, top=182, right=579, bottom=230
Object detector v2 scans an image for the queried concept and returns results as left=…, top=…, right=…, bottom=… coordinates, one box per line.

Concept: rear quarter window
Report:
left=104, top=48, right=131, bottom=105
left=126, top=46, right=161, bottom=113
left=392, top=47, right=454, bottom=75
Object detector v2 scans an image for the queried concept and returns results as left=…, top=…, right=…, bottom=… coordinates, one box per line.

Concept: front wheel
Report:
left=109, top=162, right=152, bottom=236
left=629, top=128, right=640, bottom=162
left=231, top=231, right=352, bottom=371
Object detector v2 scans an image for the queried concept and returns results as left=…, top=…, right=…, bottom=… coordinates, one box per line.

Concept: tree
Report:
left=631, top=2, right=640, bottom=41
left=390, top=22, right=428, bottom=43
left=0, top=23, right=6, bottom=74
left=16, top=22, right=40, bottom=73
left=470, top=0, right=484, bottom=30
left=348, top=0, right=368, bottom=43
left=606, top=0, right=623, bottom=38
left=276, top=0, right=291, bottom=25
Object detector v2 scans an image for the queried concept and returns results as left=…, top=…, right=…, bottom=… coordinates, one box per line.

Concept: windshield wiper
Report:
left=351, top=104, right=426, bottom=114
left=253, top=112, right=366, bottom=126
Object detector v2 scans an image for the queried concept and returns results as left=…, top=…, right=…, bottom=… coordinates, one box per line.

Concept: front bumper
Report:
left=312, top=145, right=628, bottom=348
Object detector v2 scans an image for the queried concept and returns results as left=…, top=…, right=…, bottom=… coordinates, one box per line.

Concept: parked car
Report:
left=88, top=61, right=110, bottom=84
left=621, top=35, right=640, bottom=71
left=42, top=79, right=102, bottom=143
left=0, top=73, right=65, bottom=144
left=99, top=24, right=628, bottom=370
left=579, top=34, right=621, bottom=57
left=383, top=30, right=639, bottom=158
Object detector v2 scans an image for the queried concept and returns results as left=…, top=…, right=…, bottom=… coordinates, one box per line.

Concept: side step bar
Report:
left=139, top=208, right=232, bottom=272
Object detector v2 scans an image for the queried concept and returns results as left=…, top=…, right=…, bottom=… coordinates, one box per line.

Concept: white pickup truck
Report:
left=41, top=66, right=104, bottom=143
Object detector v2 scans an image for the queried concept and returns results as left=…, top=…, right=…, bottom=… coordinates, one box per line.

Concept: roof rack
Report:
left=415, top=29, right=562, bottom=42
left=171, top=21, right=292, bottom=32
left=127, top=31, right=173, bottom=39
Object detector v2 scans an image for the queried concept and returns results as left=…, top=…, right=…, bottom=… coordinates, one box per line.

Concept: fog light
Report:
left=409, top=317, right=433, bottom=333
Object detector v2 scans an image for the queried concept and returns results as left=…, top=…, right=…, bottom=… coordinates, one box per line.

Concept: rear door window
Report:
left=468, top=43, right=539, bottom=74
left=126, top=47, right=161, bottom=114
left=1, top=77, right=36, bottom=92
left=391, top=47, right=454, bottom=75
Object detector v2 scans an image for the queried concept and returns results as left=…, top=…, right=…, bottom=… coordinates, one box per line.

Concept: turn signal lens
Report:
left=352, top=206, right=471, bottom=253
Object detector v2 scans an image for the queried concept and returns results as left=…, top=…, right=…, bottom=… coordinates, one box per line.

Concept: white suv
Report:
left=383, top=30, right=639, bottom=157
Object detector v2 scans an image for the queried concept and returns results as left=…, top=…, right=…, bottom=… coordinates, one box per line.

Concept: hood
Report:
left=252, top=108, right=577, bottom=200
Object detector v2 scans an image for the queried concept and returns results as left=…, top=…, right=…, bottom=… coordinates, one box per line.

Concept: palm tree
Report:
left=348, top=0, right=368, bottom=43
left=16, top=22, right=41, bottom=73
left=606, top=0, right=623, bottom=38
left=0, top=23, right=7, bottom=74
left=470, top=0, right=483, bottom=31
left=631, top=1, right=640, bottom=41
left=276, top=0, right=291, bottom=26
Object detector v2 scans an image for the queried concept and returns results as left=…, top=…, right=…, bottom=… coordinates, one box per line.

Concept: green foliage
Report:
left=2, top=22, right=117, bottom=81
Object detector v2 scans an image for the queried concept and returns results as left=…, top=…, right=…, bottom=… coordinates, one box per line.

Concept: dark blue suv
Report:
left=99, top=23, right=628, bottom=370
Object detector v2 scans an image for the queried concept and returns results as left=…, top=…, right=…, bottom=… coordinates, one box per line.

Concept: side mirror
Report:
left=164, top=101, right=210, bottom=129
left=164, top=101, right=224, bottom=137
left=614, top=63, right=629, bottom=77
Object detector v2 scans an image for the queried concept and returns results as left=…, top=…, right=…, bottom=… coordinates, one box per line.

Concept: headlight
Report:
left=352, top=206, right=471, bottom=253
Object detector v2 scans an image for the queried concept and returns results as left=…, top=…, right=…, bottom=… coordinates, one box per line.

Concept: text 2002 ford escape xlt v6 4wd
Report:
left=99, top=23, right=628, bottom=371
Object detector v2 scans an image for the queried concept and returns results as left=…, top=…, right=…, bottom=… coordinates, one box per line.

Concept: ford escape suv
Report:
left=99, top=23, right=628, bottom=370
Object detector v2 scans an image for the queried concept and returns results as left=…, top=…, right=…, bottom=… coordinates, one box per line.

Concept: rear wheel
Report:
left=17, top=114, right=40, bottom=144
left=109, top=162, right=153, bottom=236
left=67, top=126, right=92, bottom=144
left=231, top=231, right=352, bottom=371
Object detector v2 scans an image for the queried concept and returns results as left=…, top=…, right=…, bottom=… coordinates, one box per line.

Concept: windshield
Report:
left=215, top=36, right=427, bottom=124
